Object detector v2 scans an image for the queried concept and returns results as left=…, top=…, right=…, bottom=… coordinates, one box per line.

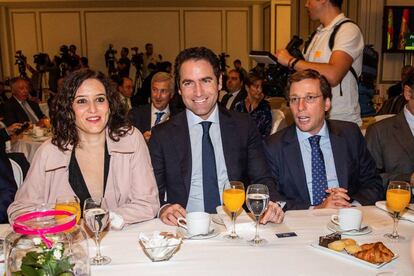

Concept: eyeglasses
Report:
left=288, top=95, right=323, bottom=105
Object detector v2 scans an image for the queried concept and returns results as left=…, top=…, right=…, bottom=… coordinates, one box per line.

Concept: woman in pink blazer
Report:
left=8, top=69, right=160, bottom=228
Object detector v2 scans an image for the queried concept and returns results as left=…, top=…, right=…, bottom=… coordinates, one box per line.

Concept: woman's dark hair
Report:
left=50, top=69, right=131, bottom=151
left=244, top=73, right=263, bottom=88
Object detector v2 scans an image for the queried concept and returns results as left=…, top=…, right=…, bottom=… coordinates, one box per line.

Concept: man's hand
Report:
left=159, top=204, right=187, bottom=226
left=6, top=123, right=22, bottom=135
left=314, top=187, right=351, bottom=209
left=143, top=131, right=151, bottom=142
left=260, top=201, right=284, bottom=224
left=275, top=49, right=294, bottom=67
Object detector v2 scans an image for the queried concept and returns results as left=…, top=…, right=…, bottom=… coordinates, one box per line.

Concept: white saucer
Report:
left=176, top=226, right=219, bottom=240
left=327, top=221, right=372, bottom=236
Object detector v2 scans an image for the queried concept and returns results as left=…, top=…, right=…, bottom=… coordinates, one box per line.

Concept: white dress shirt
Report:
left=150, top=104, right=170, bottom=127
left=186, top=104, right=229, bottom=212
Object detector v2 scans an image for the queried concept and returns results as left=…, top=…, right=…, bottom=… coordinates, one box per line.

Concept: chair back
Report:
left=9, top=158, right=23, bottom=188
left=270, top=109, right=286, bottom=135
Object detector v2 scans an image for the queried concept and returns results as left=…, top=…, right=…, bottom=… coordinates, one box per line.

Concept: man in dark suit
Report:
left=129, top=72, right=175, bottom=142
left=149, top=47, right=284, bottom=225
left=219, top=69, right=247, bottom=110
left=3, top=77, right=46, bottom=126
left=265, top=69, right=383, bottom=210
left=0, top=128, right=18, bottom=223
left=366, top=70, right=414, bottom=188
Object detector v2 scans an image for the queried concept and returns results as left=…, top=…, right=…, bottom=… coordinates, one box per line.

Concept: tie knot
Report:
left=200, top=121, right=212, bottom=134
left=308, top=135, right=321, bottom=147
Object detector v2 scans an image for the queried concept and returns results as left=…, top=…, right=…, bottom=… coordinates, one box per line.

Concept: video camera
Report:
left=15, top=50, right=28, bottom=79
left=105, top=44, right=117, bottom=76
left=218, top=52, right=230, bottom=73
left=249, top=35, right=304, bottom=97
left=33, top=53, right=50, bottom=72
left=131, top=47, right=144, bottom=71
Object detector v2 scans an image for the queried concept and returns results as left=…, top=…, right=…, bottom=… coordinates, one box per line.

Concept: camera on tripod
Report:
left=249, top=35, right=304, bottom=97
left=33, top=53, right=50, bottom=72
left=15, top=50, right=28, bottom=78
left=105, top=44, right=117, bottom=76
left=131, top=47, right=144, bottom=71
left=218, top=52, right=230, bottom=73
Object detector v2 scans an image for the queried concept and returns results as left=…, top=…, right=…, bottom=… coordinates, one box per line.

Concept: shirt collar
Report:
left=186, top=104, right=219, bottom=127
left=318, top=13, right=346, bottom=32
left=404, top=105, right=414, bottom=128
left=296, top=120, right=329, bottom=143
left=151, top=103, right=170, bottom=114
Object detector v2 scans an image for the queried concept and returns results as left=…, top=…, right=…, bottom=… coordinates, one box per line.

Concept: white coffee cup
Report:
left=331, top=208, right=362, bottom=230
left=177, top=212, right=210, bottom=235
left=34, top=127, right=44, bottom=137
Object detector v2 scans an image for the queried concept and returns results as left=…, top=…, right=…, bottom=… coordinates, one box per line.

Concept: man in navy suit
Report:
left=0, top=131, right=18, bottom=223
left=149, top=47, right=284, bottom=225
left=129, top=72, right=175, bottom=142
left=3, top=77, right=46, bottom=126
left=265, top=69, right=383, bottom=210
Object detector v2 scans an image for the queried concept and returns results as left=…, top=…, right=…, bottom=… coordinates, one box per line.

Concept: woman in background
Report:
left=8, top=69, right=159, bottom=228
left=234, top=73, right=272, bottom=137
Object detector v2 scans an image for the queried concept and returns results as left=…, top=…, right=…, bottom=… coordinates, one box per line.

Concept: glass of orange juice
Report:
left=55, top=195, right=81, bottom=224
left=223, top=181, right=245, bottom=240
left=385, top=181, right=411, bottom=240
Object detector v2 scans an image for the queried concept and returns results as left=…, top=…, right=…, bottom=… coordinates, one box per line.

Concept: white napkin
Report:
left=139, top=232, right=181, bottom=259
left=375, top=201, right=414, bottom=223
left=216, top=206, right=255, bottom=233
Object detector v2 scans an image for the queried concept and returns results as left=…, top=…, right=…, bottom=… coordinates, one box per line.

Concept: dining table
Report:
left=1, top=206, right=413, bottom=275
left=10, top=132, right=50, bottom=163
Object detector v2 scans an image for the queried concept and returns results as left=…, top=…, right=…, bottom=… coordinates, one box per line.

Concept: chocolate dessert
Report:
left=319, top=233, right=341, bottom=248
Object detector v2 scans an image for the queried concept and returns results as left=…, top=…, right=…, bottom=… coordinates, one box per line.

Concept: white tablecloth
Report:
left=1, top=206, right=413, bottom=275
left=10, top=134, right=49, bottom=163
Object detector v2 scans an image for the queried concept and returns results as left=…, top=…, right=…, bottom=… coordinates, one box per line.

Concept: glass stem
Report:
left=254, top=216, right=260, bottom=242
left=94, top=232, right=102, bottom=259
left=231, top=212, right=237, bottom=237
left=391, top=212, right=400, bottom=238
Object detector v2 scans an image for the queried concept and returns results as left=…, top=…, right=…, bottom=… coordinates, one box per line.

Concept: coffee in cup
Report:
left=331, top=208, right=362, bottom=231
left=177, top=212, right=210, bottom=235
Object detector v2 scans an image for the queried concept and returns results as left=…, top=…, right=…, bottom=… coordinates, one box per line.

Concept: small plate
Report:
left=176, top=226, right=219, bottom=240
left=310, top=243, right=398, bottom=269
left=327, top=221, right=372, bottom=236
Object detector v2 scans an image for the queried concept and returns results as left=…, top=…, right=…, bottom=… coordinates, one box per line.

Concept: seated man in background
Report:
left=117, top=77, right=133, bottom=112
left=3, top=77, right=46, bottom=126
left=265, top=69, right=383, bottom=210
left=219, top=69, right=246, bottom=110
left=366, top=70, right=414, bottom=189
left=149, top=47, right=284, bottom=225
left=129, top=72, right=175, bottom=142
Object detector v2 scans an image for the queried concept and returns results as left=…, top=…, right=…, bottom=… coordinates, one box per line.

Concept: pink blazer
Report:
left=8, top=127, right=160, bottom=225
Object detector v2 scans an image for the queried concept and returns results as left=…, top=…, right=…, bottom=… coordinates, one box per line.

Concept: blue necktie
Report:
left=309, top=135, right=328, bottom=205
left=154, top=112, right=165, bottom=126
left=200, top=121, right=220, bottom=213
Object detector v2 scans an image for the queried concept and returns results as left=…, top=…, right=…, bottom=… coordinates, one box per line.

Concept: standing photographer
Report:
left=275, top=0, right=363, bottom=125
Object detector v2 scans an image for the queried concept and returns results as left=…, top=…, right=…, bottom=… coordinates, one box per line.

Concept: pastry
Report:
left=328, top=240, right=346, bottom=251
left=319, top=233, right=341, bottom=248
left=345, top=244, right=362, bottom=254
left=354, top=242, right=394, bottom=264
left=341, top=238, right=357, bottom=246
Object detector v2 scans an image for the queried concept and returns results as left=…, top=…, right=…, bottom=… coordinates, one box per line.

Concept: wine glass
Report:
left=385, top=181, right=411, bottom=240
left=55, top=195, right=81, bottom=224
left=222, top=181, right=245, bottom=240
left=246, top=184, right=269, bottom=246
left=83, top=197, right=111, bottom=265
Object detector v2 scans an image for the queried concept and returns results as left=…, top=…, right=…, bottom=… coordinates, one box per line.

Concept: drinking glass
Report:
left=55, top=195, right=81, bottom=224
left=222, top=181, right=245, bottom=240
left=385, top=181, right=411, bottom=240
left=246, top=184, right=269, bottom=246
left=83, top=197, right=111, bottom=265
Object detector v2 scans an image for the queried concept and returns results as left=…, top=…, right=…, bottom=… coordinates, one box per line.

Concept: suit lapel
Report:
left=144, top=105, right=152, bottom=131
left=328, top=122, right=349, bottom=189
left=283, top=126, right=311, bottom=203
left=392, top=112, right=414, bottom=164
left=170, top=112, right=192, bottom=194
left=218, top=108, right=238, bottom=180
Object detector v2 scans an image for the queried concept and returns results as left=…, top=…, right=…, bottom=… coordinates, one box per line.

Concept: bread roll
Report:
left=328, top=240, right=346, bottom=251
